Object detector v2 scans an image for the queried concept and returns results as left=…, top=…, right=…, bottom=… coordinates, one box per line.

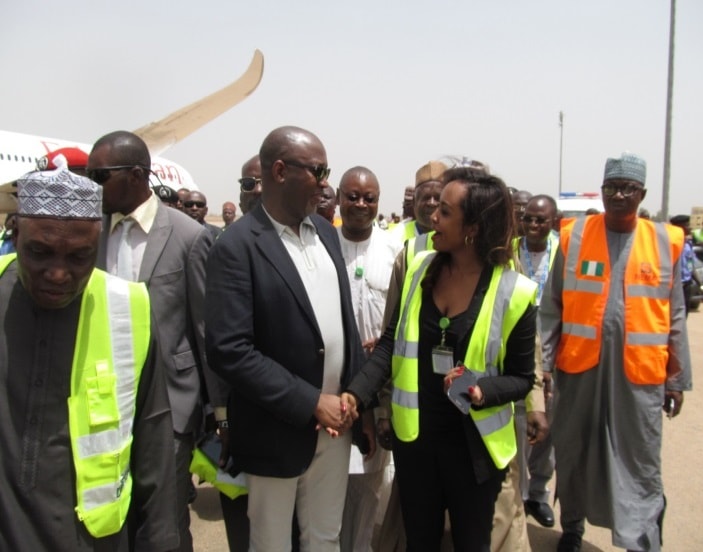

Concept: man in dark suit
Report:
left=87, top=131, right=215, bottom=552
left=205, top=126, right=364, bottom=551
left=184, top=189, right=222, bottom=241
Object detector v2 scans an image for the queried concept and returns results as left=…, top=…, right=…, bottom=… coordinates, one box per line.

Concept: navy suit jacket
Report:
left=204, top=204, right=364, bottom=477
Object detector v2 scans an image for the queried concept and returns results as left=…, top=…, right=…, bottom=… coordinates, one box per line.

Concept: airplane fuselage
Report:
left=0, top=130, right=199, bottom=191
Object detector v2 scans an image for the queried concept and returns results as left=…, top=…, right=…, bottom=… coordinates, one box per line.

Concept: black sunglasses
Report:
left=521, top=215, right=551, bottom=225
left=87, top=165, right=147, bottom=185
left=238, top=176, right=262, bottom=192
left=282, top=160, right=331, bottom=183
left=184, top=201, right=206, bottom=208
left=341, top=193, right=378, bottom=205
left=601, top=183, right=643, bottom=197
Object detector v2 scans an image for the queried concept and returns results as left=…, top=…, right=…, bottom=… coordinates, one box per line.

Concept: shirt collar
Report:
left=262, top=206, right=316, bottom=238
left=110, top=191, right=160, bottom=234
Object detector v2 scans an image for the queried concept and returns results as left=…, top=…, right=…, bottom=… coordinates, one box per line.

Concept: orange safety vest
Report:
left=556, top=214, right=683, bottom=385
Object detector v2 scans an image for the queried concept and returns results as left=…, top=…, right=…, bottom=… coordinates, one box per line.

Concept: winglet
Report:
left=134, top=49, right=264, bottom=156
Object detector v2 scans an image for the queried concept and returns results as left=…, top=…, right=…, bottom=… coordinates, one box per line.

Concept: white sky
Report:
left=1, top=0, right=701, bottom=218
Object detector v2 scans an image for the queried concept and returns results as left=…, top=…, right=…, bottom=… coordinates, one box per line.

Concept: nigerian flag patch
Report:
left=581, top=260, right=604, bottom=276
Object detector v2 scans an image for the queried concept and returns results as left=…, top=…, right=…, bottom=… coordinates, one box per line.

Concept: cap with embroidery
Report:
left=17, top=156, right=102, bottom=219
left=603, top=152, right=647, bottom=185
left=36, top=147, right=89, bottom=171
left=415, top=160, right=448, bottom=187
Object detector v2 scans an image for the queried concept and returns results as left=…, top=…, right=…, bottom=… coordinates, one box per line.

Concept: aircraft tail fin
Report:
left=134, top=49, right=264, bottom=156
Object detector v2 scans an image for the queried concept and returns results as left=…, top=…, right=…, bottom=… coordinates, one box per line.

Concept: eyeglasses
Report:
left=521, top=215, right=551, bottom=225
left=183, top=201, right=206, bottom=208
left=601, top=183, right=643, bottom=197
left=239, top=176, right=262, bottom=192
left=341, top=193, right=378, bottom=205
left=283, top=160, right=331, bottom=183
left=87, top=165, right=147, bottom=185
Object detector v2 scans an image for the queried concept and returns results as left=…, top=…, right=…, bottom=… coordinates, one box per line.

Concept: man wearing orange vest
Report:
left=540, top=152, right=691, bottom=552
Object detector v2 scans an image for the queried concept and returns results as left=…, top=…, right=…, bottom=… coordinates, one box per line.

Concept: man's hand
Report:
left=664, top=390, right=684, bottom=418
left=526, top=411, right=549, bottom=445
left=315, top=393, right=355, bottom=437
left=543, top=372, right=553, bottom=403
left=376, top=417, right=393, bottom=451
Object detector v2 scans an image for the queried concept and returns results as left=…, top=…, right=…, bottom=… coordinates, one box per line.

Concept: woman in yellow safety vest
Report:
left=344, top=166, right=537, bottom=552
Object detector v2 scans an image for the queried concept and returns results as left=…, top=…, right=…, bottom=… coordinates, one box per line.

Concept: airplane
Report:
left=0, top=49, right=264, bottom=213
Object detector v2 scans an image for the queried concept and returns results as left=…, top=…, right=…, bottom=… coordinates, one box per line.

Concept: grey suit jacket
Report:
left=98, top=200, right=214, bottom=434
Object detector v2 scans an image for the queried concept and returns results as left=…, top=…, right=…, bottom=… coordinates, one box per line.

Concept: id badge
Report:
left=432, top=345, right=454, bottom=374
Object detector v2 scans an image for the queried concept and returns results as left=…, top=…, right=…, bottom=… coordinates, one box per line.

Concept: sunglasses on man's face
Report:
left=184, top=201, right=206, bottom=209
left=601, top=183, right=643, bottom=197
left=521, top=215, right=551, bottom=225
left=87, top=165, right=143, bottom=185
left=282, top=160, right=331, bottom=183
left=238, top=177, right=262, bottom=192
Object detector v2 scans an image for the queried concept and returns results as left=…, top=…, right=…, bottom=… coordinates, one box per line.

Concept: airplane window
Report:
left=15, top=155, right=18, bottom=161
left=0, top=154, right=3, bottom=160
left=22, top=156, right=25, bottom=162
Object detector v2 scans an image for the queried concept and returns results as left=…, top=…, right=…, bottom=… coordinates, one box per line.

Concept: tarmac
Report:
left=189, top=309, right=703, bottom=551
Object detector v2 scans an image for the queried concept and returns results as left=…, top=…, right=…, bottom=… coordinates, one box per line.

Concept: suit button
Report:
left=318, top=348, right=325, bottom=356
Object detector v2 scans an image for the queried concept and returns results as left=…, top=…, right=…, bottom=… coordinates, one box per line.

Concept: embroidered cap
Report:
left=415, top=160, right=448, bottom=187
left=603, top=152, right=647, bottom=185
left=17, top=156, right=102, bottom=220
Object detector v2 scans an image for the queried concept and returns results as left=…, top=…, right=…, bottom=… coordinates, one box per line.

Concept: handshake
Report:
left=314, top=392, right=361, bottom=437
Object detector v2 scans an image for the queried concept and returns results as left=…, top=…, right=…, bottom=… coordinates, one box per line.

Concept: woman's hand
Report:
left=443, top=365, right=466, bottom=393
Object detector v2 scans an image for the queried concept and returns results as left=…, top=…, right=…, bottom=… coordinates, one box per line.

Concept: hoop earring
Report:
left=464, top=235, right=474, bottom=247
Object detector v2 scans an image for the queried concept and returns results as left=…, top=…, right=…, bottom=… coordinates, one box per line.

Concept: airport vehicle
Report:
left=0, top=50, right=264, bottom=213
left=557, top=192, right=604, bottom=218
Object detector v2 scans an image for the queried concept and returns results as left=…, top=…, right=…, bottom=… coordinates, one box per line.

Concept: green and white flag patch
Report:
left=581, top=260, right=604, bottom=276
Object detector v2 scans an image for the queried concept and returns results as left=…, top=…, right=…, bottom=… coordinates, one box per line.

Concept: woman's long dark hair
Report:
left=422, top=167, right=515, bottom=291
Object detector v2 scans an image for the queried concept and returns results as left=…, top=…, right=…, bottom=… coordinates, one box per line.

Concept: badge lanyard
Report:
left=521, top=237, right=551, bottom=303
left=432, top=316, right=454, bottom=374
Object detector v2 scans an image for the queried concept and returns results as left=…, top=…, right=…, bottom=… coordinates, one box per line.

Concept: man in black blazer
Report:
left=88, top=131, right=215, bottom=552
left=205, top=126, right=364, bottom=551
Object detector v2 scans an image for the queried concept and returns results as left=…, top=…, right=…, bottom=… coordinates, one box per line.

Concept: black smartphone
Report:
left=447, top=370, right=479, bottom=415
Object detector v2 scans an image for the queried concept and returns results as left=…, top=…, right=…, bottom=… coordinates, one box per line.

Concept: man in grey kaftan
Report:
left=540, top=153, right=692, bottom=552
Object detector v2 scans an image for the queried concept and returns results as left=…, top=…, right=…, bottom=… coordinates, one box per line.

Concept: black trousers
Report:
left=392, top=428, right=504, bottom=552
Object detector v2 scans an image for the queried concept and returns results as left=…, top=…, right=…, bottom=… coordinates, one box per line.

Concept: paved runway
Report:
left=190, top=310, right=703, bottom=551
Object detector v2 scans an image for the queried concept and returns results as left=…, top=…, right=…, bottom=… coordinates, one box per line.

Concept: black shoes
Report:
left=556, top=532, right=583, bottom=552
left=524, top=499, right=555, bottom=527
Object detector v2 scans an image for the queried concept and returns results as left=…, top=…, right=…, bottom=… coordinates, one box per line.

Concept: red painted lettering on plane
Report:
left=39, top=140, right=63, bottom=154
left=151, top=162, right=183, bottom=185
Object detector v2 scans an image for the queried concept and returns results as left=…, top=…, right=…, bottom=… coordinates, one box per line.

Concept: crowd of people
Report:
left=0, top=128, right=692, bottom=552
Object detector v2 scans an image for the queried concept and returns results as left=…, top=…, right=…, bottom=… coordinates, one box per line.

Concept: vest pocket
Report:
left=85, top=370, right=120, bottom=427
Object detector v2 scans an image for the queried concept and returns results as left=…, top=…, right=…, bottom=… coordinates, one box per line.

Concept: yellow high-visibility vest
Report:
left=391, top=251, right=536, bottom=469
left=0, top=254, right=151, bottom=537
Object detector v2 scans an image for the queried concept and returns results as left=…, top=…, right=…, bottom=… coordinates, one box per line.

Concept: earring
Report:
left=464, top=235, right=469, bottom=247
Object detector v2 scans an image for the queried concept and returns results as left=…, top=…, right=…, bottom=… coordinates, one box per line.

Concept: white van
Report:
left=557, top=192, right=604, bottom=218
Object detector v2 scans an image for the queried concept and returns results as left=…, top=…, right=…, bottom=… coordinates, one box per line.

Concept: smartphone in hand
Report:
left=447, top=370, right=479, bottom=415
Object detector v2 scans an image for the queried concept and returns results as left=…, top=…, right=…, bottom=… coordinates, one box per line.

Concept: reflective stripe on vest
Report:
left=405, top=230, right=435, bottom=268
left=557, top=214, right=682, bottom=384
left=391, top=251, right=537, bottom=468
left=190, top=448, right=248, bottom=500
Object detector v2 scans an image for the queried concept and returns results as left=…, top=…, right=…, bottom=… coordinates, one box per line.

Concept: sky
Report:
left=1, top=0, right=701, bottom=219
